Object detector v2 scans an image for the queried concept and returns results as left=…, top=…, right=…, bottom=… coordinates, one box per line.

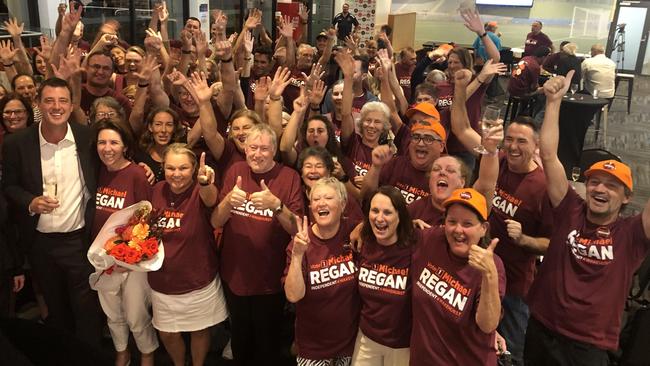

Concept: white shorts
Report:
left=151, top=276, right=228, bottom=333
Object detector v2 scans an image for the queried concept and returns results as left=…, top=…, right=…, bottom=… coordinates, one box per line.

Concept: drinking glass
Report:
left=571, top=167, right=581, bottom=182
left=473, top=105, right=500, bottom=155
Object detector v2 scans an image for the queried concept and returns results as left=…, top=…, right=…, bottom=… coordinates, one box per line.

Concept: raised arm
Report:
left=461, top=8, right=500, bottom=63
left=277, top=16, right=296, bottom=69
left=196, top=153, right=218, bottom=206
left=144, top=30, right=171, bottom=108
left=129, top=55, right=162, bottom=134
left=318, top=29, right=337, bottom=66
left=503, top=219, right=549, bottom=255
left=51, top=5, right=82, bottom=72
left=267, top=66, right=293, bottom=139
left=213, top=40, right=236, bottom=119
left=361, top=145, right=392, bottom=200
left=212, top=176, right=247, bottom=228
left=472, top=122, right=503, bottom=209
left=280, top=89, right=310, bottom=166
left=375, top=50, right=402, bottom=132
left=451, top=69, right=482, bottom=151
left=470, top=238, right=502, bottom=334
left=539, top=71, right=574, bottom=207
left=0, top=40, right=18, bottom=82
left=336, top=52, right=356, bottom=145
left=466, top=59, right=506, bottom=98
left=51, top=46, right=86, bottom=125
left=4, top=18, right=33, bottom=76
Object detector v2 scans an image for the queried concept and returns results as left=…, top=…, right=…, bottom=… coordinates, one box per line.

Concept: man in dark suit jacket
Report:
left=2, top=77, right=102, bottom=348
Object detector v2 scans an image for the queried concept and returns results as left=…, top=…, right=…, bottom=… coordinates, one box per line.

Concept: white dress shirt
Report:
left=37, top=123, right=89, bottom=233
left=581, top=54, right=616, bottom=98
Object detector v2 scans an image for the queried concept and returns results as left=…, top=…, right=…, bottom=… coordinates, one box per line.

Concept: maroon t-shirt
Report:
left=282, top=68, right=307, bottom=113
left=410, top=227, right=506, bottom=366
left=358, top=237, right=413, bottom=348
left=92, top=163, right=152, bottom=238
left=215, top=139, right=246, bottom=189
left=219, top=161, right=305, bottom=296
left=527, top=189, right=650, bottom=350
left=81, top=85, right=132, bottom=119
left=170, top=99, right=229, bottom=138
left=148, top=182, right=218, bottom=295
left=407, top=198, right=444, bottom=227
left=343, top=134, right=373, bottom=177
left=490, top=159, right=553, bottom=297
left=379, top=155, right=429, bottom=205
left=435, top=79, right=488, bottom=155
left=524, top=32, right=552, bottom=56
left=395, top=62, right=415, bottom=102
left=284, top=219, right=361, bottom=360
left=507, top=56, right=541, bottom=98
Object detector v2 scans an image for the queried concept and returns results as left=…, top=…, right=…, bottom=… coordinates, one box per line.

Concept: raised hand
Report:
left=269, top=66, right=292, bottom=100
left=298, top=3, right=310, bottom=22
left=335, top=51, right=355, bottom=78
left=34, top=35, right=53, bottom=63
left=229, top=176, right=247, bottom=208
left=227, top=32, right=238, bottom=46
left=293, top=87, right=309, bottom=113
left=144, top=29, right=163, bottom=53
left=468, top=238, right=499, bottom=275
left=460, top=7, right=485, bottom=35
left=197, top=152, right=215, bottom=186
left=377, top=48, right=392, bottom=78
left=243, top=30, right=254, bottom=55
left=211, top=9, right=228, bottom=33
left=292, top=215, right=310, bottom=257
left=278, top=15, right=295, bottom=39
left=308, top=79, right=326, bottom=106
left=245, top=8, right=262, bottom=30
left=166, top=68, right=188, bottom=86
left=331, top=160, right=345, bottom=180
left=180, top=29, right=193, bottom=50
left=158, top=1, right=169, bottom=23
left=133, top=54, right=161, bottom=84
left=213, top=40, right=233, bottom=61
left=58, top=2, right=67, bottom=16
left=344, top=35, right=357, bottom=52
left=185, top=71, right=212, bottom=103
left=51, top=46, right=84, bottom=80
left=482, top=118, right=503, bottom=153
left=479, top=59, right=507, bottom=80
left=3, top=18, right=24, bottom=39
left=0, top=40, right=18, bottom=65
left=300, top=63, right=324, bottom=90
left=254, top=76, right=271, bottom=102
left=454, top=68, right=473, bottom=87
left=249, top=179, right=279, bottom=210
left=371, top=144, right=393, bottom=167
left=504, top=219, right=523, bottom=244
left=543, top=70, right=574, bottom=103
left=98, top=33, right=118, bottom=49
left=61, top=1, right=83, bottom=33
left=195, top=31, right=209, bottom=56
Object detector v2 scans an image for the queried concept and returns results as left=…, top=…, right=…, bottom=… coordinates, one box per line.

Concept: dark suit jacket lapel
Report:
left=26, top=124, right=43, bottom=193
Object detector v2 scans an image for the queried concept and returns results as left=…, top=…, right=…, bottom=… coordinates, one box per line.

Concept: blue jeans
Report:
left=498, top=294, right=530, bottom=365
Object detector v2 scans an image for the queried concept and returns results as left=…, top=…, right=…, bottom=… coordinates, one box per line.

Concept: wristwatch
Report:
left=274, top=202, right=284, bottom=214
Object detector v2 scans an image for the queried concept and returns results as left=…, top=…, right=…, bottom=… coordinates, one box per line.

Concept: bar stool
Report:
left=504, top=95, right=532, bottom=124
left=614, top=73, right=634, bottom=114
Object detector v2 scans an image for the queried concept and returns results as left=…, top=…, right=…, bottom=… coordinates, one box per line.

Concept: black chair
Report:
left=504, top=95, right=533, bottom=125
left=499, top=48, right=514, bottom=73
left=577, top=148, right=622, bottom=182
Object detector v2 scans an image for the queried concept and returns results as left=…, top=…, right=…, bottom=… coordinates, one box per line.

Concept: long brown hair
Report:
left=361, top=186, right=415, bottom=247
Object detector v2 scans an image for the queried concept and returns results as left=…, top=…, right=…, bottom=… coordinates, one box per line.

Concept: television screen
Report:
left=476, top=0, right=534, bottom=6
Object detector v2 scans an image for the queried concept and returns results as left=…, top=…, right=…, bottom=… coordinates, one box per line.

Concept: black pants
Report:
left=29, top=229, right=103, bottom=349
left=223, top=281, right=285, bottom=366
left=524, top=316, right=609, bottom=366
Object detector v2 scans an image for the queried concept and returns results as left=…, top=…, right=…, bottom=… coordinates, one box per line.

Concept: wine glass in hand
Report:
left=474, top=105, right=500, bottom=155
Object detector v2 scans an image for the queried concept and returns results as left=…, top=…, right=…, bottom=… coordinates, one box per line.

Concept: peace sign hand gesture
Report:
left=197, top=152, right=215, bottom=186
left=292, top=215, right=310, bottom=257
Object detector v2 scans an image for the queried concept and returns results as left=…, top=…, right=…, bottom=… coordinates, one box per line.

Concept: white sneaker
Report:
left=222, top=339, right=233, bottom=360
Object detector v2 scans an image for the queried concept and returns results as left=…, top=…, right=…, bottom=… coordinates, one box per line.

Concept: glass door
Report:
left=609, top=1, right=650, bottom=74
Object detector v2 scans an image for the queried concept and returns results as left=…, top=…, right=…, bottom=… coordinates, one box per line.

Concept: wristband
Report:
left=182, top=49, right=192, bottom=54
left=221, top=57, right=233, bottom=63
left=480, top=32, right=487, bottom=38
left=485, top=149, right=499, bottom=157
left=476, top=77, right=485, bottom=84
left=138, top=82, right=150, bottom=88
left=2, top=62, right=14, bottom=67
left=269, top=95, right=282, bottom=101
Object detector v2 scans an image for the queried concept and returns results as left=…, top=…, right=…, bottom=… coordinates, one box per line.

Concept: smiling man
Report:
left=212, top=123, right=303, bottom=365
left=525, top=71, right=650, bottom=365
left=360, top=117, right=446, bottom=205
left=487, top=117, right=553, bottom=365
left=2, top=77, right=102, bottom=348
left=81, top=51, right=132, bottom=119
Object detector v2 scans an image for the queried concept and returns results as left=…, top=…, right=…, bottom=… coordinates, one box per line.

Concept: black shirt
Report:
left=332, top=12, right=359, bottom=39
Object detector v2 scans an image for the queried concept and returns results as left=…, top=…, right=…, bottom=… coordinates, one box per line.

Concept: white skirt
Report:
left=151, top=276, right=228, bottom=333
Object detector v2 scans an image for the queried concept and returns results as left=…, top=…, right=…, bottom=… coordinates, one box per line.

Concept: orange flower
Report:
left=132, top=223, right=150, bottom=240
left=140, top=238, right=159, bottom=258
left=124, top=246, right=143, bottom=264
left=103, top=235, right=122, bottom=251
left=110, top=243, right=129, bottom=262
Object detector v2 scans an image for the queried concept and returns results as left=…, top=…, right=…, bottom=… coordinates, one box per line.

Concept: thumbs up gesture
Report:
left=468, top=238, right=499, bottom=276
left=229, top=176, right=247, bottom=207
left=197, top=152, right=215, bottom=186
left=249, top=179, right=281, bottom=211
left=291, top=215, right=310, bottom=257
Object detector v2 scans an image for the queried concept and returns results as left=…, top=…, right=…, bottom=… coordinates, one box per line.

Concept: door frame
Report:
left=607, top=0, right=650, bottom=74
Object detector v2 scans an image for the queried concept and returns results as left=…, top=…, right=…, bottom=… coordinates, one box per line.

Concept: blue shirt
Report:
left=472, top=32, right=502, bottom=61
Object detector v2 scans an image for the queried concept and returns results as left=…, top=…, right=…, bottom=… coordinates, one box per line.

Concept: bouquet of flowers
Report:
left=88, top=201, right=165, bottom=290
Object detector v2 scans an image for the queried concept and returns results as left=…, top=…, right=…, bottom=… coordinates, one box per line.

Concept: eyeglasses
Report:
left=96, top=112, right=116, bottom=119
left=3, top=109, right=26, bottom=117
left=411, top=134, right=441, bottom=145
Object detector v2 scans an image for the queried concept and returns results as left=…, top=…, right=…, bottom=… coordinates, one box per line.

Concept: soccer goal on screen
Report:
left=570, top=6, right=610, bottom=39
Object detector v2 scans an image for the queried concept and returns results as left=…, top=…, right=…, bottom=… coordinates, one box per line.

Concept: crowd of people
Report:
left=0, top=2, right=647, bottom=366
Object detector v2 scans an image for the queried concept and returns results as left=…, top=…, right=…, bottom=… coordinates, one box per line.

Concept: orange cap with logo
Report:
left=442, top=188, right=488, bottom=221
left=584, top=160, right=633, bottom=191
left=410, top=117, right=447, bottom=142
left=406, top=102, right=441, bottom=121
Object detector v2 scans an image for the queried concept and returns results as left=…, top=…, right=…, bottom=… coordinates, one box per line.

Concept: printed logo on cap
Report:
left=603, top=162, right=615, bottom=170
left=460, top=191, right=472, bottom=200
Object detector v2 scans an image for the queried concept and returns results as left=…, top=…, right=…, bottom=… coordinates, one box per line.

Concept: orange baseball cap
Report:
left=410, top=117, right=446, bottom=142
left=584, top=160, right=633, bottom=191
left=443, top=188, right=488, bottom=220
left=406, top=102, right=441, bottom=121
